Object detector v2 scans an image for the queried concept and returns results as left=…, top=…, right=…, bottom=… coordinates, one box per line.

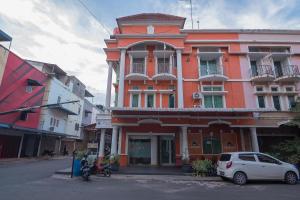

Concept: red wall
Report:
left=0, top=51, right=47, bottom=129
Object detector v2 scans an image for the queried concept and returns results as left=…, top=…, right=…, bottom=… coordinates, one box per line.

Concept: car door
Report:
left=237, top=153, right=261, bottom=180
left=255, top=154, right=284, bottom=180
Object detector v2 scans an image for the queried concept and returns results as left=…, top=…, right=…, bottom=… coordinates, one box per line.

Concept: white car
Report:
left=217, top=152, right=299, bottom=185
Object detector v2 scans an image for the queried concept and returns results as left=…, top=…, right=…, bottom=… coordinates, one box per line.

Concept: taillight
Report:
left=226, top=161, right=232, bottom=169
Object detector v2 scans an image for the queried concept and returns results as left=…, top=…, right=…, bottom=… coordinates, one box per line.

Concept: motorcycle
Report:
left=94, top=160, right=112, bottom=177
left=80, top=157, right=91, bottom=181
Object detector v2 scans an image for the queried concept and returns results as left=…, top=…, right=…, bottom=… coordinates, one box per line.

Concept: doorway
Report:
left=160, top=136, right=175, bottom=166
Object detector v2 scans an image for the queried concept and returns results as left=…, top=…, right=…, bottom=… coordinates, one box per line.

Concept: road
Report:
left=0, top=158, right=299, bottom=200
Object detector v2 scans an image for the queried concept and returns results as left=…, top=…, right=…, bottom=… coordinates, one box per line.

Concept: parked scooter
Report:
left=80, top=155, right=90, bottom=181
left=94, top=157, right=112, bottom=177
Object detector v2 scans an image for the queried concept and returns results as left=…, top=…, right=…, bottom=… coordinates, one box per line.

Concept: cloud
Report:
left=0, top=0, right=110, bottom=105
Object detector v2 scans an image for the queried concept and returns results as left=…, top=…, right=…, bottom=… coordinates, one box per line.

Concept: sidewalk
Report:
left=0, top=156, right=70, bottom=165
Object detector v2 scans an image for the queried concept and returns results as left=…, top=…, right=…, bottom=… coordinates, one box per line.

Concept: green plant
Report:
left=192, top=159, right=213, bottom=176
left=110, top=155, right=120, bottom=165
left=75, top=150, right=86, bottom=160
left=271, top=137, right=300, bottom=164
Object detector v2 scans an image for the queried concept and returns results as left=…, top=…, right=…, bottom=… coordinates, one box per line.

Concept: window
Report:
left=132, top=86, right=139, bottom=90
left=131, top=94, right=139, bottom=107
left=285, top=87, right=294, bottom=92
left=239, top=154, right=256, bottom=161
left=19, top=111, right=28, bottom=121
left=257, top=96, right=266, bottom=108
left=203, top=137, right=221, bottom=154
left=147, top=86, right=154, bottom=90
left=272, top=96, right=281, bottom=110
left=271, top=87, right=278, bottom=92
left=274, top=61, right=283, bottom=77
left=200, top=60, right=218, bottom=76
left=220, top=154, right=231, bottom=161
left=287, top=96, right=295, bottom=109
left=250, top=60, right=258, bottom=76
left=257, top=154, right=279, bottom=164
left=256, top=86, right=263, bottom=92
left=146, top=94, right=155, bottom=108
left=204, top=95, right=223, bottom=108
left=56, top=120, right=59, bottom=127
left=203, top=86, right=222, bottom=91
left=50, top=118, right=53, bottom=126
left=75, top=123, right=79, bottom=131
left=84, top=111, right=89, bottom=117
left=168, top=94, right=175, bottom=108
left=25, top=86, right=33, bottom=93
left=57, top=96, right=61, bottom=103
left=132, top=58, right=145, bottom=74
left=78, top=105, right=81, bottom=114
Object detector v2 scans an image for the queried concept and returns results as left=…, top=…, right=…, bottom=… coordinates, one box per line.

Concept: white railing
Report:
left=250, top=65, right=274, bottom=77
left=131, top=63, right=145, bottom=74
left=200, top=65, right=224, bottom=76
left=157, top=62, right=170, bottom=74
left=275, top=65, right=300, bottom=78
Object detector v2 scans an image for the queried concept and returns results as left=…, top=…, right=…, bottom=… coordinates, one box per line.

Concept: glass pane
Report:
left=161, top=140, right=169, bottom=163
left=287, top=96, right=295, bottom=108
left=257, top=154, right=278, bottom=164
left=204, top=96, right=213, bottom=108
left=147, top=94, right=154, bottom=108
left=200, top=60, right=208, bottom=76
left=203, top=86, right=212, bottom=91
left=132, top=94, right=139, bottom=107
left=128, top=139, right=151, bottom=165
left=272, top=96, right=281, bottom=110
left=208, top=60, right=217, bottom=74
left=168, top=94, right=175, bottom=108
left=257, top=96, right=265, bottom=108
left=212, top=86, right=222, bottom=91
left=251, top=61, right=258, bottom=76
left=213, top=96, right=223, bottom=108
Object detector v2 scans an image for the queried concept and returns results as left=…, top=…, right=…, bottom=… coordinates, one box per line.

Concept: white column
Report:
left=111, top=126, right=118, bottom=157
left=151, top=135, right=158, bottom=165
left=250, top=127, right=259, bottom=152
left=105, top=62, right=113, bottom=110
left=99, top=129, right=105, bottom=157
left=118, top=127, right=122, bottom=155
left=240, top=128, right=245, bottom=151
left=181, top=126, right=189, bottom=160
left=117, top=50, right=126, bottom=107
left=18, top=134, right=24, bottom=158
left=176, top=50, right=184, bottom=108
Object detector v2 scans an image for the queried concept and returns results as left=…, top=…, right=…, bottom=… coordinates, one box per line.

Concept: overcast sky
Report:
left=0, top=0, right=299, bottom=105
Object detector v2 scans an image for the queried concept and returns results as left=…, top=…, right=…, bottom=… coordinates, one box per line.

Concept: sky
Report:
left=0, top=0, right=299, bottom=105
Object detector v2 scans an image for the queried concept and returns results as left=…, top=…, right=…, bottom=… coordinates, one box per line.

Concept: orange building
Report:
left=97, top=13, right=300, bottom=167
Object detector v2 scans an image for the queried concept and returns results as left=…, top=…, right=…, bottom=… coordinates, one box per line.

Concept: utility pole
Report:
left=190, top=0, right=193, bottom=29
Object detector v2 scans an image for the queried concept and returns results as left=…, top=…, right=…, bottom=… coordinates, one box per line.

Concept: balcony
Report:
left=198, top=65, right=228, bottom=81
left=250, top=65, right=275, bottom=82
left=152, top=62, right=176, bottom=81
left=125, top=62, right=149, bottom=81
left=275, top=65, right=300, bottom=82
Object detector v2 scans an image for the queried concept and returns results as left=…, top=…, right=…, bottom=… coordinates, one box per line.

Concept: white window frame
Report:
left=130, top=93, right=141, bottom=108
left=145, top=93, right=156, bottom=108
left=201, top=85, right=224, bottom=92
left=203, top=95, right=225, bottom=108
left=271, top=95, right=282, bottom=111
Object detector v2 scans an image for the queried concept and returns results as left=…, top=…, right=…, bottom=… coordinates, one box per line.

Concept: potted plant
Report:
left=110, top=155, right=120, bottom=171
left=192, top=159, right=213, bottom=177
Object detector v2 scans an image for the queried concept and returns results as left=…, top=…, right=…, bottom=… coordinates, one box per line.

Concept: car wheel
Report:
left=233, top=172, right=247, bottom=185
left=285, top=171, right=298, bottom=185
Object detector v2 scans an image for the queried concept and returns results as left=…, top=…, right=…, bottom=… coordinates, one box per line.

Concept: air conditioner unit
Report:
left=49, top=127, right=55, bottom=132
left=192, top=92, right=202, bottom=99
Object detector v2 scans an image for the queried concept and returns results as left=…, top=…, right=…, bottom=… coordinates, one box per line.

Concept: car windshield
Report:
left=220, top=154, right=231, bottom=161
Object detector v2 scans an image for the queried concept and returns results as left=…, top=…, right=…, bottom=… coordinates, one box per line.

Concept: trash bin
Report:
left=73, top=159, right=81, bottom=176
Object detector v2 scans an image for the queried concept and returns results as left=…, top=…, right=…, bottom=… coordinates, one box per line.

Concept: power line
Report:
left=76, top=0, right=111, bottom=35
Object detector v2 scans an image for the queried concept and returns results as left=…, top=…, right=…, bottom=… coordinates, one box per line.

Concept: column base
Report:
left=120, top=155, right=128, bottom=167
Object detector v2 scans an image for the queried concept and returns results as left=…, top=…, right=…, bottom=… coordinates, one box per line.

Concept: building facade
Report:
left=0, top=50, right=47, bottom=158
left=97, top=13, right=300, bottom=167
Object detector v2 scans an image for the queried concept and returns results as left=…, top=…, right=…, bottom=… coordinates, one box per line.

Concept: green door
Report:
left=203, top=137, right=221, bottom=154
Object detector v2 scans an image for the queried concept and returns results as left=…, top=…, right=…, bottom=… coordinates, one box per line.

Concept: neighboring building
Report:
left=0, top=29, right=12, bottom=85
left=97, top=13, right=300, bottom=167
left=0, top=50, right=47, bottom=158
left=27, top=61, right=94, bottom=155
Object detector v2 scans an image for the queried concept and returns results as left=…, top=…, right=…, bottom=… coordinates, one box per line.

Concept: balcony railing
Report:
left=131, top=63, right=145, bottom=74
left=251, top=65, right=274, bottom=77
left=200, top=65, right=224, bottom=76
left=157, top=62, right=170, bottom=74
left=275, top=65, right=300, bottom=78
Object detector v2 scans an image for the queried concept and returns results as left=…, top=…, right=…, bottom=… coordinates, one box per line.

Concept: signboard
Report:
left=87, top=142, right=98, bottom=149
left=96, top=113, right=112, bottom=129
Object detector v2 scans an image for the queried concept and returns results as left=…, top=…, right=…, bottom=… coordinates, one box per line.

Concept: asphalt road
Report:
left=0, top=158, right=299, bottom=200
